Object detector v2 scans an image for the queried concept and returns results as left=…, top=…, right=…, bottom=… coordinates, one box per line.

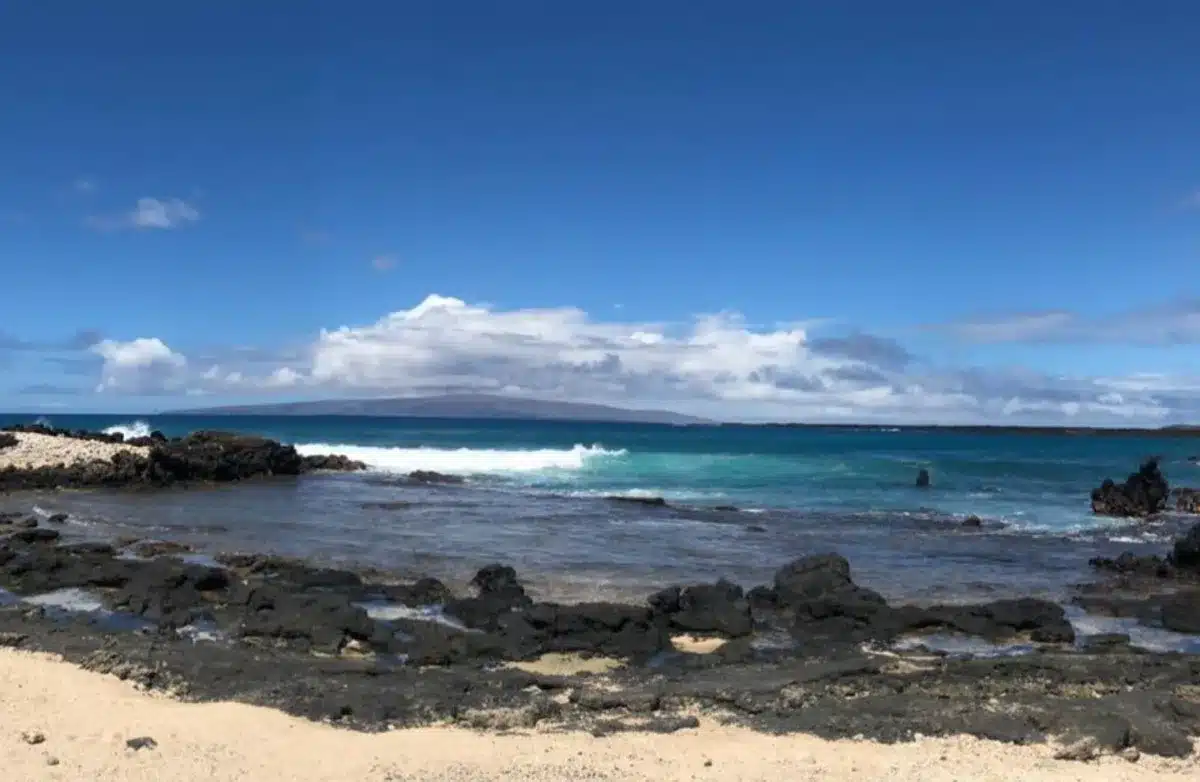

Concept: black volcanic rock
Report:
left=0, top=429, right=365, bottom=491
left=649, top=579, right=753, bottom=637
left=300, top=454, right=367, bottom=472
left=1091, top=459, right=1169, bottom=517
left=1173, top=488, right=1200, bottom=514
left=0, top=432, right=17, bottom=450
left=607, top=495, right=669, bottom=507
left=1172, top=522, right=1200, bottom=571
left=407, top=470, right=465, bottom=485
left=915, top=468, right=931, bottom=488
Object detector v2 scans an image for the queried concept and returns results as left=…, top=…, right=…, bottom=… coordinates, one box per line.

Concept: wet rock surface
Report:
left=406, top=470, right=465, bottom=485
left=1091, top=459, right=1171, bottom=517
left=1175, top=488, right=1200, bottom=514
left=0, top=519, right=1197, bottom=755
left=0, top=428, right=365, bottom=491
left=1089, top=521, right=1200, bottom=581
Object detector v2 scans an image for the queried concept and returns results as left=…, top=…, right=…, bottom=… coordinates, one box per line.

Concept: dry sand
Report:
left=0, top=431, right=148, bottom=471
left=2, top=649, right=1196, bottom=781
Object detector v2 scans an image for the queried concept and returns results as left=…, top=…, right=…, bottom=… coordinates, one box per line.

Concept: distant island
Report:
left=170, top=393, right=711, bottom=425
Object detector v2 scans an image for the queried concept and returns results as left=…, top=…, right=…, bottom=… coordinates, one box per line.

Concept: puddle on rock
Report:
left=353, top=600, right=474, bottom=632
left=20, top=588, right=154, bottom=633
left=892, top=633, right=1036, bottom=659
left=1066, top=606, right=1200, bottom=654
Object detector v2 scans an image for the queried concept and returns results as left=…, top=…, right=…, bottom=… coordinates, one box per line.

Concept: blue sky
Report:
left=2, top=1, right=1199, bottom=424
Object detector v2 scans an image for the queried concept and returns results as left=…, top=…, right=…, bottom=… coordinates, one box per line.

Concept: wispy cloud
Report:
left=87, top=197, right=200, bottom=231
left=299, top=227, right=332, bottom=246
left=372, top=255, right=397, bottom=272
left=18, top=383, right=87, bottom=396
left=72, top=177, right=97, bottom=194
left=931, top=299, right=1200, bottom=345
left=808, top=331, right=914, bottom=370
left=0, top=328, right=105, bottom=352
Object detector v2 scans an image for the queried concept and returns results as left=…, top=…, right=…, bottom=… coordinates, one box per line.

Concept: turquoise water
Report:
left=2, top=414, right=1196, bottom=603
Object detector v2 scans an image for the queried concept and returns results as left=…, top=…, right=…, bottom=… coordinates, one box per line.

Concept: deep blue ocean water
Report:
left=2, top=413, right=1197, bottom=604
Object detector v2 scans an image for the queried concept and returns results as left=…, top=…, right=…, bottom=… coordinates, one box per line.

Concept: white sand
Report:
left=1, top=650, right=1196, bottom=781
left=0, top=431, right=149, bottom=471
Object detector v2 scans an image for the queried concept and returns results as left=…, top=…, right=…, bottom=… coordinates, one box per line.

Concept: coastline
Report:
left=4, top=649, right=1193, bottom=782
left=2, top=425, right=1200, bottom=775
left=0, top=431, right=150, bottom=471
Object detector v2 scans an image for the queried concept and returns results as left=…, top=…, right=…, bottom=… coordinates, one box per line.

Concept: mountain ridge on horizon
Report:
left=169, top=393, right=712, bottom=425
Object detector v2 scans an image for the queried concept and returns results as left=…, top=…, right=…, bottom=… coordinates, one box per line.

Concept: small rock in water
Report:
left=607, top=495, right=668, bottom=507
left=21, top=730, right=46, bottom=745
left=962, top=515, right=983, bottom=528
left=407, top=470, right=465, bottom=485
left=714, top=505, right=740, bottom=512
left=915, top=468, right=931, bottom=488
left=15, top=517, right=39, bottom=529
left=126, top=736, right=158, bottom=751
left=46, top=513, right=68, bottom=524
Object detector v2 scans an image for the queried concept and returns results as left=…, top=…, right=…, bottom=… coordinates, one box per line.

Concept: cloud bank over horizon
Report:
left=8, top=293, right=1184, bottom=426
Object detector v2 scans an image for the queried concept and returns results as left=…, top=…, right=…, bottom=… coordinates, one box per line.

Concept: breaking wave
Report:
left=293, top=442, right=626, bottom=474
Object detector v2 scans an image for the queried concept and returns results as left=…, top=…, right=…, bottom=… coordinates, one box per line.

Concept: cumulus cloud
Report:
left=91, top=337, right=187, bottom=393
left=934, top=300, right=1200, bottom=345
left=52, top=294, right=1200, bottom=425
left=87, top=197, right=200, bottom=231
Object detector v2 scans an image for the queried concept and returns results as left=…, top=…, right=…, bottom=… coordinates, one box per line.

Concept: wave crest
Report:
left=293, top=443, right=625, bottom=474
left=102, top=420, right=153, bottom=439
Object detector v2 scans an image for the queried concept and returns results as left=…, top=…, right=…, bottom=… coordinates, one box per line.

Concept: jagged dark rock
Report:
left=1174, top=488, right=1200, bottom=514
left=1089, top=521, right=1200, bottom=579
left=607, top=495, right=669, bottom=507
left=406, top=470, right=465, bottom=485
left=300, top=454, right=368, bottom=472
left=0, top=532, right=1197, bottom=755
left=1091, top=459, right=1169, bottom=517
left=649, top=579, right=753, bottom=637
left=915, top=468, right=931, bottom=488
left=1172, top=522, right=1200, bottom=571
left=0, top=429, right=365, bottom=491
left=0, top=432, right=17, bottom=450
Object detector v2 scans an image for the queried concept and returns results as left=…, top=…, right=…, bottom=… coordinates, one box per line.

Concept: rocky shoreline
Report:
left=0, top=505, right=1197, bottom=759
left=0, top=425, right=365, bottom=491
left=1, top=428, right=1199, bottom=760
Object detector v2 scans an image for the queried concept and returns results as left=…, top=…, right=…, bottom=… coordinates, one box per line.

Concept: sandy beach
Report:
left=0, top=432, right=148, bottom=471
left=0, top=649, right=1194, bottom=782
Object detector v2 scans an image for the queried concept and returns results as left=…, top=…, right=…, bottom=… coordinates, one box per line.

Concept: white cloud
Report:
left=130, top=198, right=200, bottom=229
left=87, top=197, right=200, bottom=231
left=372, top=255, right=397, bottom=272
left=61, top=295, right=1200, bottom=424
left=91, top=337, right=187, bottom=393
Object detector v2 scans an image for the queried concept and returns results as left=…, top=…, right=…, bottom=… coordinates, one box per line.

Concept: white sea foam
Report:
left=355, top=601, right=472, bottom=632
left=294, top=442, right=624, bottom=474
left=1067, top=608, right=1200, bottom=654
left=102, top=420, right=153, bottom=439
left=25, top=588, right=106, bottom=613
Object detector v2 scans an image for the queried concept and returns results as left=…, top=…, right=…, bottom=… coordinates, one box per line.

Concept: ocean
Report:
left=2, top=414, right=1197, bottom=605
